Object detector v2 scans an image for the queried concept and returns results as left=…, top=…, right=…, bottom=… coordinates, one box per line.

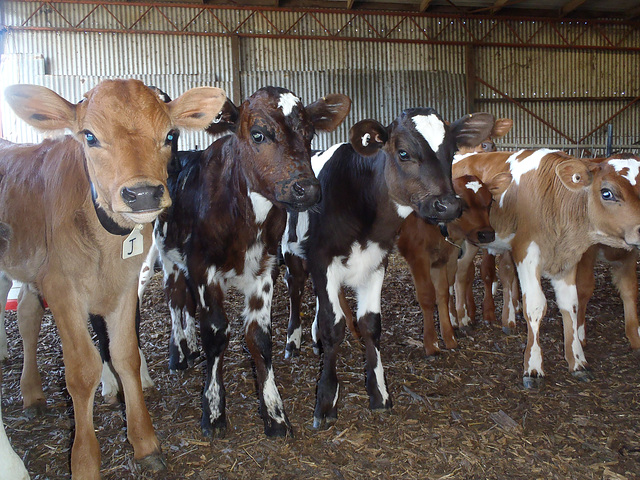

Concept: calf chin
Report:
left=419, top=194, right=462, bottom=223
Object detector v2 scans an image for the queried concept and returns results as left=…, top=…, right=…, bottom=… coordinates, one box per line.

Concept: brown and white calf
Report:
left=395, top=172, right=511, bottom=356
left=0, top=80, right=225, bottom=478
left=150, top=87, right=351, bottom=438
left=453, top=149, right=640, bottom=387
left=282, top=110, right=496, bottom=429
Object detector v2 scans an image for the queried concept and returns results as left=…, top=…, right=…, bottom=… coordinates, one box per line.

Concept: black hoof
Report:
left=136, top=452, right=167, bottom=473
left=264, top=419, right=294, bottom=438
left=284, top=345, right=299, bottom=359
left=311, top=415, right=337, bottom=430
left=571, top=368, right=594, bottom=382
left=23, top=400, right=47, bottom=419
left=202, top=416, right=227, bottom=439
left=522, top=375, right=544, bottom=389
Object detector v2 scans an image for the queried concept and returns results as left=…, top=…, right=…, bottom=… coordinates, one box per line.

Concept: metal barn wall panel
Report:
left=1, top=30, right=232, bottom=150
left=241, top=37, right=466, bottom=150
left=475, top=46, right=640, bottom=155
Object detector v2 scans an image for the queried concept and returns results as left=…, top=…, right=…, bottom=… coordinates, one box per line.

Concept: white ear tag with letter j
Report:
left=123, top=225, right=144, bottom=259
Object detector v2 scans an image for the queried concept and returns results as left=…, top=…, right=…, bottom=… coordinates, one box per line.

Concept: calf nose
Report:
left=121, top=184, right=165, bottom=211
left=476, top=230, right=495, bottom=244
left=423, top=194, right=462, bottom=222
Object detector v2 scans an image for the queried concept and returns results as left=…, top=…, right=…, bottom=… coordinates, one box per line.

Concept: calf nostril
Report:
left=477, top=230, right=495, bottom=243
left=434, top=199, right=447, bottom=213
left=292, top=182, right=305, bottom=197
left=121, top=187, right=137, bottom=205
left=154, top=184, right=165, bottom=200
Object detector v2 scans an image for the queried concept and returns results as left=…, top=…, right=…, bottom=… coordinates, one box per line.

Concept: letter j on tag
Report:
left=123, top=226, right=144, bottom=259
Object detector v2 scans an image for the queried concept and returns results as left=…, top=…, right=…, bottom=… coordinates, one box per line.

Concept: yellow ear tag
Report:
left=122, top=225, right=144, bottom=259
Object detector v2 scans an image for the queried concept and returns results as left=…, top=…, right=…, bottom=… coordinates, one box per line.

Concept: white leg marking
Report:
left=262, top=369, right=287, bottom=423
left=551, top=277, right=587, bottom=370
left=373, top=349, right=390, bottom=405
left=205, top=357, right=222, bottom=421
left=0, top=390, right=30, bottom=480
left=139, top=347, right=154, bottom=389
left=100, top=361, right=119, bottom=399
left=516, top=242, right=546, bottom=376
left=287, top=326, right=302, bottom=349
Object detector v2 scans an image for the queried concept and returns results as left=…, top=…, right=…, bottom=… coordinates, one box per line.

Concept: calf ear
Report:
left=556, top=159, right=593, bottom=191
left=306, top=94, right=352, bottom=132
left=5, top=84, right=76, bottom=131
left=349, top=119, right=388, bottom=157
left=491, top=118, right=513, bottom=139
left=486, top=172, right=513, bottom=197
left=205, top=99, right=239, bottom=136
left=450, top=112, right=495, bottom=150
left=169, top=87, right=227, bottom=131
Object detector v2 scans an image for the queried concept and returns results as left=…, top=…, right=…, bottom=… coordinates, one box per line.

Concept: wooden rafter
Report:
left=490, top=0, right=510, bottom=14
left=624, top=4, right=640, bottom=19
left=346, top=0, right=355, bottom=9
left=419, top=0, right=431, bottom=13
left=560, top=0, right=587, bottom=17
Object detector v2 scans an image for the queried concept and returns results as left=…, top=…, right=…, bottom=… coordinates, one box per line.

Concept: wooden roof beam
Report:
left=560, top=0, right=587, bottom=17
left=346, top=0, right=355, bottom=9
left=419, top=0, right=432, bottom=12
left=624, top=4, right=640, bottom=19
left=490, top=0, right=510, bottom=14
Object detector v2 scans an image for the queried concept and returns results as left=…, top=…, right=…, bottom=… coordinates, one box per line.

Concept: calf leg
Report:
left=105, top=289, right=164, bottom=471
left=575, top=246, right=597, bottom=347
left=498, top=252, right=518, bottom=334
left=0, top=273, right=12, bottom=361
left=42, top=284, right=102, bottom=479
left=283, top=252, right=307, bottom=358
left=17, top=285, right=46, bottom=414
left=610, top=251, right=640, bottom=350
left=480, top=251, right=497, bottom=324
left=551, top=270, right=591, bottom=380
left=356, top=268, right=392, bottom=412
left=244, top=270, right=292, bottom=436
left=455, top=243, right=479, bottom=327
left=514, top=243, right=548, bottom=388
left=164, top=268, right=198, bottom=371
left=432, top=254, right=457, bottom=351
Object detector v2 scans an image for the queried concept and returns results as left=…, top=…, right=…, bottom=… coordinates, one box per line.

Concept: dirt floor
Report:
left=2, top=252, right=640, bottom=480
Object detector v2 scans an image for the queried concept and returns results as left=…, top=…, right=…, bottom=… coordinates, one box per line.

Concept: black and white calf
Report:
left=150, top=87, right=351, bottom=437
left=282, top=109, right=495, bottom=428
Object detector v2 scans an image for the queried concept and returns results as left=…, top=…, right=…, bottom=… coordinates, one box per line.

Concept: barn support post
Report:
left=465, top=43, right=476, bottom=114
left=231, top=34, right=242, bottom=106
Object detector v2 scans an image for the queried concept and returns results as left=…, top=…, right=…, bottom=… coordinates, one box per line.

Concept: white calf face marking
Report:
left=311, top=143, right=346, bottom=176
left=278, top=92, right=301, bottom=116
left=507, top=148, right=559, bottom=185
left=608, top=158, right=640, bottom=186
left=412, top=114, right=446, bottom=153
left=394, top=202, right=414, bottom=219
left=466, top=180, right=482, bottom=193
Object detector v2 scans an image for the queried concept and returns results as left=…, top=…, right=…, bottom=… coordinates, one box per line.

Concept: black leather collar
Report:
left=90, top=182, right=133, bottom=236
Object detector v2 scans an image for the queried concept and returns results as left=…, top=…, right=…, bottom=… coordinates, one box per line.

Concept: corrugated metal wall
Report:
left=1, top=1, right=639, bottom=156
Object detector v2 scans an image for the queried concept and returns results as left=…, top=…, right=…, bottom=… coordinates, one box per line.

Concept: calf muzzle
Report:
left=420, top=194, right=463, bottom=223
left=476, top=229, right=495, bottom=244
left=278, top=177, right=321, bottom=212
left=121, top=184, right=166, bottom=212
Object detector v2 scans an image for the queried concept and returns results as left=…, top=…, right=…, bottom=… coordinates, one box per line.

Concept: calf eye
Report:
left=252, top=131, right=265, bottom=144
left=83, top=130, right=99, bottom=147
left=165, top=129, right=179, bottom=146
left=398, top=150, right=409, bottom=161
left=601, top=188, right=616, bottom=201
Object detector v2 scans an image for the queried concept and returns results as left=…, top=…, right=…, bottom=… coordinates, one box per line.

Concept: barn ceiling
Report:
left=182, top=0, right=640, bottom=20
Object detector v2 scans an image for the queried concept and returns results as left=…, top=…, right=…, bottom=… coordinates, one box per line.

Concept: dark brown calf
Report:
left=0, top=80, right=225, bottom=478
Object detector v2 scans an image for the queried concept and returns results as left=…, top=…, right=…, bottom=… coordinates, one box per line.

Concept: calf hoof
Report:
left=502, top=326, right=513, bottom=335
left=522, top=375, right=544, bottom=389
left=23, top=399, right=47, bottom=418
left=136, top=452, right=167, bottom=473
left=284, top=344, right=300, bottom=359
left=202, top=417, right=227, bottom=439
left=311, top=414, right=337, bottom=430
left=571, top=368, right=594, bottom=382
left=264, top=418, right=294, bottom=438
left=103, top=393, right=122, bottom=405
left=312, top=342, right=323, bottom=356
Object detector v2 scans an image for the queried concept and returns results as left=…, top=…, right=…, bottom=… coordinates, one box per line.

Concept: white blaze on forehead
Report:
left=507, top=148, right=559, bottom=185
left=278, top=92, right=301, bottom=116
left=412, top=114, right=446, bottom=153
left=608, top=158, right=640, bottom=186
left=466, top=180, right=482, bottom=193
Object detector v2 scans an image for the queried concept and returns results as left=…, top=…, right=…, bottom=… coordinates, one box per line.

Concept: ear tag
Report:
left=123, top=225, right=144, bottom=259
left=572, top=173, right=581, bottom=183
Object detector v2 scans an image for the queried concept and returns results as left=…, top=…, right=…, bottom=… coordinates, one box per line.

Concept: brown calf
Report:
left=395, top=173, right=511, bottom=356
left=453, top=150, right=640, bottom=387
left=0, top=80, right=225, bottom=478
